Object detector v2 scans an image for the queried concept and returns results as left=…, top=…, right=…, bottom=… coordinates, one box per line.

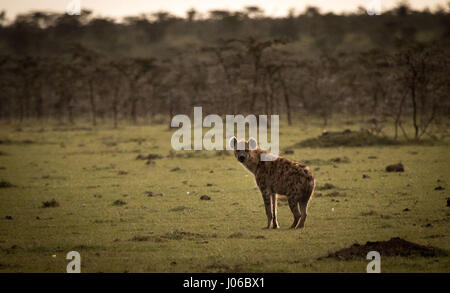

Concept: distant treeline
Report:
left=0, top=4, right=449, bottom=140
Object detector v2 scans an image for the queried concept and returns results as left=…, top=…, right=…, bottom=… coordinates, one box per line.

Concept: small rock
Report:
left=434, top=186, right=444, bottom=191
left=403, top=208, right=410, bottom=212
left=5, top=216, right=12, bottom=220
left=200, top=195, right=211, bottom=200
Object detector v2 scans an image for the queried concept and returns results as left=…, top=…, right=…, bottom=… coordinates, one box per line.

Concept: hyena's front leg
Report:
left=261, top=190, right=274, bottom=229
left=271, top=194, right=279, bottom=229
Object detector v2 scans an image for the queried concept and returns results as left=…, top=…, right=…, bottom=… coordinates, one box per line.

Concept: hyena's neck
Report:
left=244, top=148, right=266, bottom=174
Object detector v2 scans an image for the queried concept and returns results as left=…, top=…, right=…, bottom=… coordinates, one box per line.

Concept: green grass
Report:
left=0, top=120, right=449, bottom=272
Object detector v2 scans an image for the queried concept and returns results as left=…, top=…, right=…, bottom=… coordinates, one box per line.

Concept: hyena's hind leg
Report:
left=297, top=199, right=309, bottom=229
left=297, top=179, right=315, bottom=229
left=288, top=196, right=301, bottom=229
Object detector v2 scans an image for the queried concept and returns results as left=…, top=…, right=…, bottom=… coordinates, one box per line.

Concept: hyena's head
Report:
left=229, top=137, right=258, bottom=164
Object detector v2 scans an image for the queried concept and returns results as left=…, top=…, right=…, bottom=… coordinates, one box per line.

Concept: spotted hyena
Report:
left=230, top=137, right=315, bottom=230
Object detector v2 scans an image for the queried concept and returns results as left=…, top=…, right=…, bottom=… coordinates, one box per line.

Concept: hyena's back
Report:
left=255, top=156, right=315, bottom=202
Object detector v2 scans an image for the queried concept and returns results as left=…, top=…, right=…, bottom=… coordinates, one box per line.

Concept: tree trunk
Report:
left=130, top=98, right=137, bottom=124
left=280, top=79, right=292, bottom=125
left=113, top=102, right=118, bottom=129
left=35, top=88, right=43, bottom=119
left=67, top=94, right=74, bottom=124
left=112, top=87, right=119, bottom=129
left=410, top=86, right=419, bottom=139
left=88, top=81, right=97, bottom=126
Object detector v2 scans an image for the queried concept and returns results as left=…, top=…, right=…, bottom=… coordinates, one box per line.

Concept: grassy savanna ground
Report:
left=0, top=118, right=449, bottom=272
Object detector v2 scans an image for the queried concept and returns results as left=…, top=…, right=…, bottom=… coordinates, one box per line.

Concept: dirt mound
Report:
left=296, top=130, right=398, bottom=148
left=386, top=163, right=404, bottom=172
left=322, top=237, right=446, bottom=260
left=41, top=199, right=59, bottom=208
left=303, top=156, right=350, bottom=166
left=136, top=153, right=163, bottom=160
left=0, top=180, right=14, bottom=188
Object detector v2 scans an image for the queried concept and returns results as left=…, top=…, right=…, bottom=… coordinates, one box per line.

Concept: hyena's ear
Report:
left=229, top=136, right=237, bottom=149
left=248, top=137, right=257, bottom=150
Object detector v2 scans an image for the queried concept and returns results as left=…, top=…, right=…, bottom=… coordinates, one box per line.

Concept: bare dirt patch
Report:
left=145, top=191, right=164, bottom=197
left=316, top=183, right=336, bottom=191
left=302, top=157, right=350, bottom=166
left=136, top=153, right=163, bottom=160
left=169, top=206, right=189, bottom=212
left=314, top=191, right=347, bottom=198
left=161, top=230, right=206, bottom=241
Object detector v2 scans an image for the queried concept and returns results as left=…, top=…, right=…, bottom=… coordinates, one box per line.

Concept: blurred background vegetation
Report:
left=0, top=3, right=449, bottom=141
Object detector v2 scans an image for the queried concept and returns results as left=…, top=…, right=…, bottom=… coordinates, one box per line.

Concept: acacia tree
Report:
left=229, top=37, right=285, bottom=113
left=69, top=44, right=103, bottom=126
left=302, top=53, right=344, bottom=127
left=94, top=60, right=126, bottom=128
left=7, top=56, right=45, bottom=122
left=202, top=40, right=244, bottom=114
left=395, top=43, right=449, bottom=140
left=0, top=55, right=17, bottom=121
left=112, top=58, right=158, bottom=124
left=49, top=58, right=82, bottom=124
